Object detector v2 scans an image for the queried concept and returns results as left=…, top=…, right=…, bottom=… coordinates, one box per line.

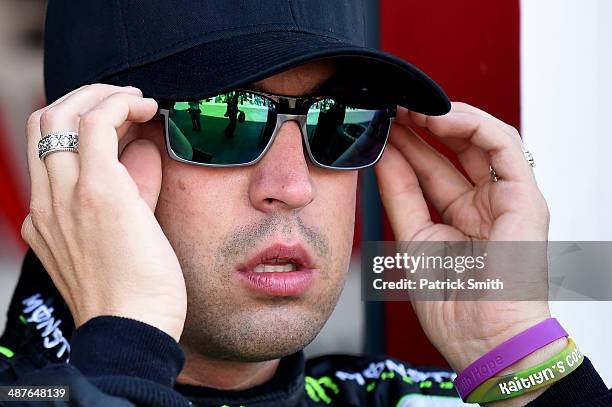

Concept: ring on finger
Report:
left=489, top=148, right=535, bottom=183
left=489, top=165, right=499, bottom=183
left=523, top=149, right=535, bottom=167
left=38, top=132, right=79, bottom=159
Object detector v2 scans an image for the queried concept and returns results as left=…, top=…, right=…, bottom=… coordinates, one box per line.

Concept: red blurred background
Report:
left=379, top=0, right=520, bottom=366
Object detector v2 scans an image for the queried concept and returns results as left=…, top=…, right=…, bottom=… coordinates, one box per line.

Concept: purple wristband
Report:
left=453, top=318, right=568, bottom=399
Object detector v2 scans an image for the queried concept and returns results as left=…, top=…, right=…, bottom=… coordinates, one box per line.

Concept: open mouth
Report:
left=238, top=243, right=317, bottom=297
left=252, top=258, right=298, bottom=273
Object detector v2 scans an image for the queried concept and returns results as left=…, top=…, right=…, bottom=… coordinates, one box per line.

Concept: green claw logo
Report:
left=305, top=375, right=340, bottom=404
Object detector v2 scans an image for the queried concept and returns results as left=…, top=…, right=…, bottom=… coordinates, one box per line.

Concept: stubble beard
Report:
left=177, top=214, right=347, bottom=362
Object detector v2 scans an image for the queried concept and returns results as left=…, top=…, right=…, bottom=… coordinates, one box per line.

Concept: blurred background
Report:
left=0, top=0, right=610, bottom=386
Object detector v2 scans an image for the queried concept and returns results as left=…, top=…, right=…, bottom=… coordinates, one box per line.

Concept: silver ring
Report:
left=489, top=165, right=499, bottom=182
left=489, top=150, right=534, bottom=183
left=523, top=149, right=535, bottom=167
left=38, top=132, right=79, bottom=159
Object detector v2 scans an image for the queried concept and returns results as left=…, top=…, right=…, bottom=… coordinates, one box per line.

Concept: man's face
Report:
left=140, top=61, right=357, bottom=361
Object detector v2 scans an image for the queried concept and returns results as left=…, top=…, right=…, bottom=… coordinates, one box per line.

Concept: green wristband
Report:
left=466, top=338, right=583, bottom=404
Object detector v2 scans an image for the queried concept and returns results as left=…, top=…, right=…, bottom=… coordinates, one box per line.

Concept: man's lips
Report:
left=240, top=243, right=316, bottom=271
left=237, top=243, right=317, bottom=297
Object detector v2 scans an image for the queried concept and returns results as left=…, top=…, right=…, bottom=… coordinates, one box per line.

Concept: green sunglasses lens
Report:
left=167, top=91, right=276, bottom=165
left=306, top=98, right=392, bottom=168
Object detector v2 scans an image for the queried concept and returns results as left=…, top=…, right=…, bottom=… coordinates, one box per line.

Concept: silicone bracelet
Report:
left=466, top=338, right=583, bottom=403
left=453, top=318, right=568, bottom=399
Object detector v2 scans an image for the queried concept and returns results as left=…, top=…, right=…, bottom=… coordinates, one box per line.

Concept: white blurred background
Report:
left=521, top=0, right=612, bottom=386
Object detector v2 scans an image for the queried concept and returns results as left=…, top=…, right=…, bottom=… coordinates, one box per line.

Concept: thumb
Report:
left=119, top=138, right=162, bottom=211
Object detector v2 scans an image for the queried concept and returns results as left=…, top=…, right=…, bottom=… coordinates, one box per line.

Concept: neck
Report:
left=177, top=346, right=280, bottom=390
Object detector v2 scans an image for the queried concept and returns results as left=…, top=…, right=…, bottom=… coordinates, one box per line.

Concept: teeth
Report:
left=253, top=263, right=297, bottom=273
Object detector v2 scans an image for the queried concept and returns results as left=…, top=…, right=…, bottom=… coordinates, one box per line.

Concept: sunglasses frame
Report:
left=157, top=89, right=395, bottom=171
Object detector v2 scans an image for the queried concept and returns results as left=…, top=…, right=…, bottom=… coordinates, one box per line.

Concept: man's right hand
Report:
left=20, top=84, right=187, bottom=341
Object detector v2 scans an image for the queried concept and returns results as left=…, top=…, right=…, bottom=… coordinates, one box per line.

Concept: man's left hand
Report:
left=374, top=102, right=553, bottom=377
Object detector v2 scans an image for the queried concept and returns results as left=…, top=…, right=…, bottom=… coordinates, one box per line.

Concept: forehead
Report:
left=250, top=59, right=337, bottom=97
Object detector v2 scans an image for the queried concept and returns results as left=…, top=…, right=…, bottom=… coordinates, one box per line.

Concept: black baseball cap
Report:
left=44, top=0, right=450, bottom=115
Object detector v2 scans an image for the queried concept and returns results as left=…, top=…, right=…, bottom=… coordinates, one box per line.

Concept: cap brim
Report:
left=105, top=31, right=450, bottom=116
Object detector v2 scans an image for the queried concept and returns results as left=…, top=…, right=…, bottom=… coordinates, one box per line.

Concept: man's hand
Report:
left=20, top=84, right=187, bottom=341
left=375, top=102, right=555, bottom=404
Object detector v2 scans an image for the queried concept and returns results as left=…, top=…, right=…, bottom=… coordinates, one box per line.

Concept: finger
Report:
left=26, top=88, right=116, bottom=206
left=396, top=107, right=492, bottom=184
left=39, top=86, right=144, bottom=197
left=374, top=142, right=433, bottom=241
left=447, top=140, right=492, bottom=184
left=388, top=122, right=473, bottom=218
left=430, top=136, right=493, bottom=185
left=26, top=110, right=52, bottom=210
left=409, top=110, right=534, bottom=183
left=78, top=94, right=157, bottom=177
left=40, top=85, right=143, bottom=146
left=397, top=102, right=520, bottom=140
left=435, top=137, right=492, bottom=185
left=21, top=214, right=75, bottom=308
left=46, top=84, right=136, bottom=109
left=117, top=121, right=134, bottom=141
left=448, top=102, right=521, bottom=138
left=40, top=85, right=143, bottom=152
left=119, top=139, right=162, bottom=212
left=441, top=102, right=528, bottom=183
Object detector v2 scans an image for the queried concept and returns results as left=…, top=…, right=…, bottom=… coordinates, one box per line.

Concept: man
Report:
left=223, top=93, right=239, bottom=138
left=0, top=1, right=610, bottom=406
left=187, top=102, right=202, bottom=132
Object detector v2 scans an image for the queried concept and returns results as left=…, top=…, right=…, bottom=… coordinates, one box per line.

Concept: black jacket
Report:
left=1, top=251, right=611, bottom=406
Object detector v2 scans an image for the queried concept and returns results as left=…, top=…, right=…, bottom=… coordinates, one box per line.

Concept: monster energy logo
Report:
left=21, top=293, right=70, bottom=360
left=335, top=359, right=455, bottom=386
left=305, top=375, right=339, bottom=404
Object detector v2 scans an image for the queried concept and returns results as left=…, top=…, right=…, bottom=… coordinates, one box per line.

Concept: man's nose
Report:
left=248, top=120, right=315, bottom=213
